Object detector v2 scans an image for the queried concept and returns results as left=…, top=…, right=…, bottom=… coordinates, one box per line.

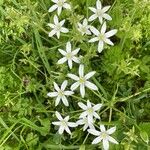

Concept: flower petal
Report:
left=48, top=30, right=56, bottom=37
left=57, top=57, right=67, bottom=64
left=78, top=102, right=87, bottom=110
left=61, top=80, right=68, bottom=90
left=79, top=64, right=84, bottom=77
left=103, top=139, right=109, bottom=150
left=55, top=96, right=61, bottom=106
left=56, top=31, right=60, bottom=39
left=80, top=84, right=85, bottom=98
left=48, top=23, right=55, bottom=28
left=85, top=81, right=98, bottom=91
left=92, top=136, right=102, bottom=144
left=54, top=15, right=59, bottom=24
left=48, top=4, right=58, bottom=12
left=90, top=26, right=100, bottom=36
left=65, top=126, right=71, bottom=134
left=93, top=112, right=100, bottom=119
left=100, top=125, right=106, bottom=132
left=107, top=126, right=116, bottom=135
left=88, top=14, right=97, bottom=22
left=85, top=71, right=96, bottom=80
left=105, top=29, right=117, bottom=38
left=60, top=19, right=65, bottom=26
left=72, top=56, right=80, bottom=63
left=88, top=37, right=99, bottom=43
left=63, top=3, right=71, bottom=9
left=47, top=92, right=58, bottom=97
left=62, top=96, right=69, bottom=106
left=58, top=126, right=65, bottom=134
left=108, top=136, right=118, bottom=144
left=64, top=91, right=74, bottom=95
left=61, top=27, right=69, bottom=33
left=68, top=74, right=79, bottom=81
left=71, top=82, right=80, bottom=91
left=101, top=22, right=107, bottom=34
left=58, top=49, right=67, bottom=55
left=93, top=104, right=102, bottom=111
left=103, top=13, right=112, bottom=21
left=68, top=59, right=73, bottom=69
left=68, top=122, right=77, bottom=127
left=57, top=6, right=62, bottom=16
left=72, top=48, right=80, bottom=55
left=52, top=121, right=61, bottom=126
left=102, top=6, right=111, bottom=12
left=55, top=111, right=63, bottom=120
left=98, top=40, right=104, bottom=53
left=96, top=0, right=102, bottom=9
left=104, top=38, right=114, bottom=45
left=88, top=7, right=96, bottom=13
left=54, top=82, right=60, bottom=91
left=88, top=129, right=101, bottom=136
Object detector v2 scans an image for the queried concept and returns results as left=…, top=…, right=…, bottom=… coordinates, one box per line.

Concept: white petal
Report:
left=68, top=59, right=73, bottom=69
left=100, top=125, right=106, bottom=132
left=98, top=16, right=103, bottom=24
left=61, top=27, right=69, bottom=33
left=57, top=57, right=67, bottom=64
left=80, top=84, right=85, bottom=98
left=48, top=23, right=55, bottom=28
left=56, top=31, right=60, bottom=39
left=66, top=41, right=71, bottom=52
left=96, top=0, right=102, bottom=9
left=102, top=6, right=111, bottom=12
left=92, top=136, right=102, bottom=144
left=83, top=18, right=88, bottom=26
left=88, top=129, right=101, bottom=136
left=83, top=124, right=88, bottom=131
left=85, top=81, right=98, bottom=91
left=68, top=122, right=77, bottom=127
left=55, top=96, right=61, bottom=106
left=107, top=126, right=116, bottom=135
left=79, top=64, right=84, bottom=77
left=65, top=126, right=71, bottom=134
left=79, top=111, right=88, bottom=118
left=63, top=3, right=71, bottom=9
left=52, top=121, right=61, bottom=126
left=58, top=49, right=67, bottom=55
left=68, top=74, right=79, bottom=81
left=72, top=56, right=80, bottom=63
left=93, top=104, right=102, bottom=111
left=57, top=6, right=62, bottom=16
left=64, top=91, right=74, bottom=95
left=55, top=111, right=63, bottom=120
left=72, top=48, right=80, bottom=55
left=87, top=100, right=92, bottom=108
left=103, top=13, right=112, bottom=21
left=87, top=115, right=93, bottom=124
left=59, top=126, right=65, bottom=134
left=88, top=37, right=99, bottom=43
left=61, top=80, right=68, bottom=90
left=98, top=41, right=104, bottom=53
left=48, top=4, right=58, bottom=12
left=89, top=7, right=96, bottom=13
left=76, top=119, right=84, bottom=125
left=93, top=112, right=100, bottom=119
left=90, top=26, right=100, bottom=36
left=105, top=29, right=117, bottom=38
left=88, top=14, right=97, bottom=22
left=47, top=92, right=58, bottom=97
left=62, top=96, right=69, bottom=106
left=59, top=19, right=65, bottom=26
left=64, top=116, right=69, bottom=121
left=104, top=38, right=114, bottom=45
left=85, top=71, right=96, bottom=80
left=54, top=82, right=60, bottom=91
left=71, top=82, right=80, bottom=91
left=51, top=0, right=58, bottom=3
left=108, top=136, right=118, bottom=144
left=54, top=15, right=59, bottom=24
left=78, top=102, right=87, bottom=110
left=48, top=30, right=56, bottom=37
left=103, top=139, right=109, bottom=150
left=101, top=22, right=107, bottom=34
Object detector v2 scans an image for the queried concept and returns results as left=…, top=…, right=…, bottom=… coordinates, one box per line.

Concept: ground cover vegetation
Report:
left=0, top=0, right=150, bottom=149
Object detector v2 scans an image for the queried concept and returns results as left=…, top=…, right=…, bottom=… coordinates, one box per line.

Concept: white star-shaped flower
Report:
left=88, top=0, right=112, bottom=23
left=77, top=18, right=91, bottom=35
left=68, top=65, right=98, bottom=98
left=52, top=111, right=77, bottom=134
left=48, top=0, right=71, bottom=16
left=77, top=116, right=95, bottom=131
left=57, top=42, right=80, bottom=69
left=48, top=15, right=69, bottom=39
left=78, top=100, right=102, bottom=124
left=89, top=22, right=117, bottom=53
left=47, top=80, right=74, bottom=106
left=88, top=125, right=118, bottom=150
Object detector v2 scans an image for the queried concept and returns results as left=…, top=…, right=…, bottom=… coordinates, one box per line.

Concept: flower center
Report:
left=98, top=34, right=105, bottom=41
left=101, top=132, right=108, bottom=139
left=87, top=107, right=94, bottom=114
left=79, top=77, right=86, bottom=84
left=57, top=0, right=64, bottom=7
left=56, top=24, right=62, bottom=31
left=66, top=52, right=72, bottom=59
left=58, top=90, right=64, bottom=97
left=61, top=120, right=67, bottom=127
left=96, top=9, right=103, bottom=16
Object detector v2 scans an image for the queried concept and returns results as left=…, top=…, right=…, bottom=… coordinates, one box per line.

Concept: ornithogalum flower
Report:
left=48, top=15, right=69, bottom=39
left=48, top=0, right=71, bottom=16
left=77, top=18, right=91, bottom=35
left=78, top=100, right=102, bottom=124
left=89, top=22, right=117, bottom=53
left=47, top=80, right=74, bottom=106
left=68, top=65, right=98, bottom=98
left=52, top=111, right=77, bottom=134
left=57, top=42, right=80, bottom=69
left=88, top=0, right=112, bottom=23
left=88, top=125, right=118, bottom=150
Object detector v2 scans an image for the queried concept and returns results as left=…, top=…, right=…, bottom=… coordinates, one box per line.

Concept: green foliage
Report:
left=0, top=0, right=150, bottom=149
